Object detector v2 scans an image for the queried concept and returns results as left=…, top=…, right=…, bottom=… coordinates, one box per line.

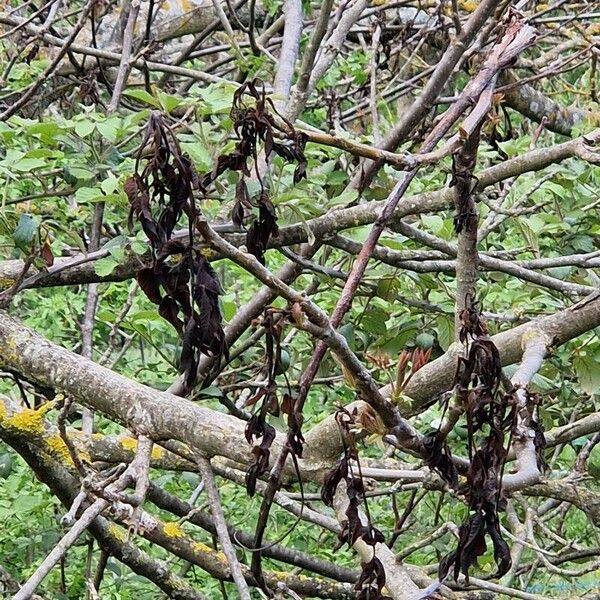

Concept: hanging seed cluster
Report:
left=125, top=81, right=308, bottom=391
left=322, top=408, right=391, bottom=600
left=124, top=113, right=227, bottom=392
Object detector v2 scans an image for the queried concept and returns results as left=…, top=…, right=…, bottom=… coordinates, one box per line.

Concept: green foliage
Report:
left=0, top=5, right=599, bottom=598
left=1, top=89, right=599, bottom=594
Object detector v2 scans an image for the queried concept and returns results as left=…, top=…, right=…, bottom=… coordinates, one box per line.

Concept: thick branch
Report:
left=502, top=72, right=600, bottom=136
left=399, top=292, right=600, bottom=410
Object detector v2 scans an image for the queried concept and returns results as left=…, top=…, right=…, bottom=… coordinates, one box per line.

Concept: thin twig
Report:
left=0, top=0, right=95, bottom=121
left=107, top=0, right=140, bottom=114
left=196, top=455, right=251, bottom=600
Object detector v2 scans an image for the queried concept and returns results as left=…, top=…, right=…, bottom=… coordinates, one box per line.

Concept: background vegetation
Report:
left=0, top=1, right=600, bottom=599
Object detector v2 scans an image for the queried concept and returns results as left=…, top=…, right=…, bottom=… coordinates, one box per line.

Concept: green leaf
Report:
left=74, top=120, right=95, bottom=138
left=123, top=89, right=160, bottom=107
left=27, top=122, right=63, bottom=139
left=96, top=118, right=121, bottom=143
left=328, top=189, right=358, bottom=206
left=338, top=323, right=356, bottom=351
left=94, top=256, right=119, bottom=277
left=198, top=386, right=223, bottom=398
left=518, top=220, right=539, bottom=256
left=526, top=214, right=546, bottom=233
left=588, top=444, right=600, bottom=478
left=13, top=494, right=41, bottom=513
left=381, top=324, right=419, bottom=354
left=131, top=310, right=163, bottom=321
left=283, top=203, right=315, bottom=245
left=196, top=83, right=236, bottom=114
left=221, top=298, right=236, bottom=321
left=75, top=187, right=103, bottom=203
left=421, top=215, right=447, bottom=236
left=131, top=240, right=147, bottom=255
left=376, top=277, right=396, bottom=300
left=13, top=214, right=38, bottom=250
left=326, top=171, right=348, bottom=185
left=436, top=315, right=454, bottom=351
left=13, top=157, right=46, bottom=171
left=361, top=307, right=388, bottom=336
left=27, top=148, right=58, bottom=159
left=101, top=175, right=119, bottom=195
left=159, top=92, right=182, bottom=113
left=96, top=310, right=116, bottom=322
left=574, top=355, right=600, bottom=395
left=180, top=141, right=212, bottom=172
left=558, top=444, right=576, bottom=467
left=108, top=246, right=125, bottom=261
left=66, top=166, right=95, bottom=181
left=546, top=266, right=573, bottom=279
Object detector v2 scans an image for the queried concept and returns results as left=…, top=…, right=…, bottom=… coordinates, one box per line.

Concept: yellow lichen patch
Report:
left=586, top=23, right=600, bottom=36
left=193, top=541, right=212, bottom=553
left=44, top=435, right=73, bottom=464
left=44, top=435, right=92, bottom=465
left=79, top=447, right=92, bottom=463
left=151, top=445, right=164, bottom=460
left=0, top=277, right=16, bottom=292
left=192, top=542, right=227, bottom=563
left=81, top=429, right=106, bottom=442
left=163, top=521, right=185, bottom=538
left=108, top=523, right=127, bottom=542
left=458, top=0, right=478, bottom=11
left=4, top=402, right=54, bottom=434
left=0, top=336, right=19, bottom=365
left=270, top=570, right=309, bottom=582
left=120, top=436, right=138, bottom=452
left=119, top=436, right=163, bottom=460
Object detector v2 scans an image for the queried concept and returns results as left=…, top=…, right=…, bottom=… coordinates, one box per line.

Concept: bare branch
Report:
left=196, top=455, right=251, bottom=600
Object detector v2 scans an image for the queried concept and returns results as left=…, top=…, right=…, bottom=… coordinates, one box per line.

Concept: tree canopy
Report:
left=1, top=1, right=600, bottom=599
